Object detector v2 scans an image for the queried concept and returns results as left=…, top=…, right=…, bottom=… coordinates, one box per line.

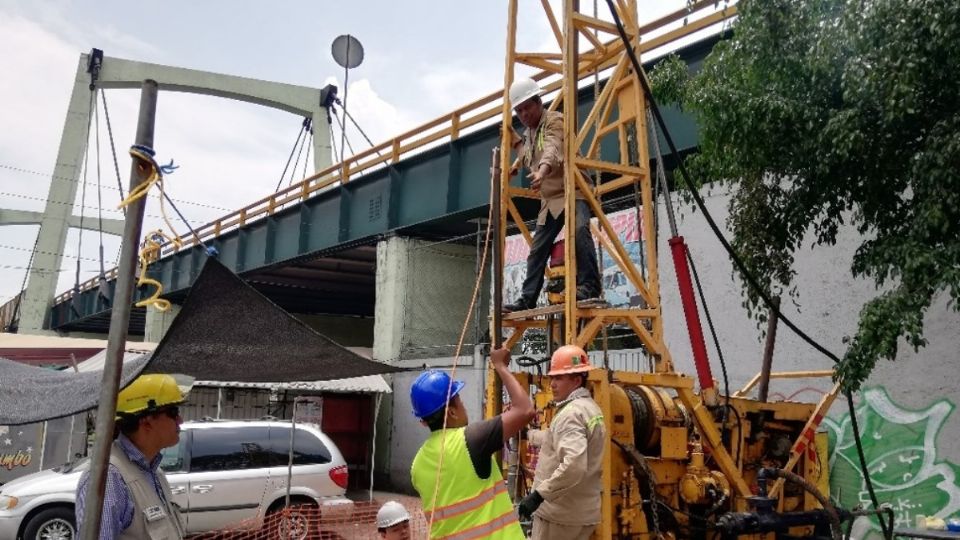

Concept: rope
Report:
left=425, top=155, right=495, bottom=534
left=118, top=145, right=177, bottom=210
left=135, top=229, right=180, bottom=312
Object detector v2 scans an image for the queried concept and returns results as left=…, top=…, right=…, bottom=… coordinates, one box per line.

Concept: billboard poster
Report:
left=503, top=207, right=646, bottom=308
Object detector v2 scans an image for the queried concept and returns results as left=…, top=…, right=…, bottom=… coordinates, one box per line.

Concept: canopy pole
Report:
left=80, top=79, right=157, bottom=540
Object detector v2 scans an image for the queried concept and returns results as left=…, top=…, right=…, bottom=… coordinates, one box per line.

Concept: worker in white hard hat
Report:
left=502, top=77, right=602, bottom=312
left=377, top=500, right=412, bottom=539
left=76, top=374, right=187, bottom=540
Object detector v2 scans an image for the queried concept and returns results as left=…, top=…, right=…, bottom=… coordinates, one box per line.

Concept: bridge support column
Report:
left=144, top=304, right=180, bottom=343
left=372, top=234, right=490, bottom=489
left=374, top=235, right=489, bottom=363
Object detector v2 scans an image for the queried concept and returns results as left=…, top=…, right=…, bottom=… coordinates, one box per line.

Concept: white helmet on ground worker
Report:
left=509, top=77, right=541, bottom=108
left=547, top=344, right=596, bottom=376
left=377, top=500, right=411, bottom=529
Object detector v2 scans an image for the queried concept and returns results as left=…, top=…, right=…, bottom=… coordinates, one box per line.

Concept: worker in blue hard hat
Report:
left=410, top=347, right=535, bottom=539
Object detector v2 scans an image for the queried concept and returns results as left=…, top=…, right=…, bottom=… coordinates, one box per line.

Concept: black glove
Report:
left=517, top=490, right=544, bottom=520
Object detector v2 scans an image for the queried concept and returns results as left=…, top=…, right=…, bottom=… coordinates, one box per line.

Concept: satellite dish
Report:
left=331, top=35, right=364, bottom=69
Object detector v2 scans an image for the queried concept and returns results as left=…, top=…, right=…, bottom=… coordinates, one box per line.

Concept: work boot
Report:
left=502, top=297, right=535, bottom=313
left=576, top=286, right=600, bottom=302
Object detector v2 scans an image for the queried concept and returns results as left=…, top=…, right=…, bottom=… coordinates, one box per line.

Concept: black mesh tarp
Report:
left=0, top=257, right=402, bottom=425
left=143, top=257, right=400, bottom=382
left=0, top=353, right=150, bottom=425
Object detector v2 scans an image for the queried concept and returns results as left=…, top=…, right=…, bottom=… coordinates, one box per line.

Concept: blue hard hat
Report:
left=410, top=370, right=465, bottom=419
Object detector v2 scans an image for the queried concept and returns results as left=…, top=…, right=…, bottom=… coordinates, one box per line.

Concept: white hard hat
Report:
left=377, top=500, right=411, bottom=529
left=509, top=77, right=541, bottom=108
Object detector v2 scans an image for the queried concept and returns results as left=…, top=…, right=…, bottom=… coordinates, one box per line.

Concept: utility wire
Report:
left=0, top=163, right=232, bottom=212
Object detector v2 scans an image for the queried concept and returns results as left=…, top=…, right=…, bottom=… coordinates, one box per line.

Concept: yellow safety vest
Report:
left=411, top=427, right=524, bottom=540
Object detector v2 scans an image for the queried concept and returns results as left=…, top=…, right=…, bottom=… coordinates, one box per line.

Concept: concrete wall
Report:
left=374, top=235, right=490, bottom=363
left=372, top=233, right=490, bottom=492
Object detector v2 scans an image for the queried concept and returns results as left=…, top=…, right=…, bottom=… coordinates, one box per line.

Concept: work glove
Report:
left=517, top=490, right=544, bottom=521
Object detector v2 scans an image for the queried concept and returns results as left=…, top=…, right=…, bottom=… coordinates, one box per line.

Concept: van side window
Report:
left=159, top=437, right=186, bottom=473
left=190, top=427, right=271, bottom=472
left=269, top=427, right=332, bottom=465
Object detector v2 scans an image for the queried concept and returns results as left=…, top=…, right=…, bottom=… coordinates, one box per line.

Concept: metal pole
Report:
left=285, top=398, right=298, bottom=508
left=492, top=147, right=503, bottom=349
left=80, top=79, right=157, bottom=540
left=757, top=297, right=781, bottom=403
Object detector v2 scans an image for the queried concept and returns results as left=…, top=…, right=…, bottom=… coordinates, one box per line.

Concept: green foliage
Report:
left=649, top=0, right=960, bottom=392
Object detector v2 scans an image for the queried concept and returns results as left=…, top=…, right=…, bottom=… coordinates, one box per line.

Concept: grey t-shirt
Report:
left=463, top=416, right=503, bottom=479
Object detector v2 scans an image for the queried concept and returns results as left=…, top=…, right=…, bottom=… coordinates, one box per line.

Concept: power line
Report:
left=0, top=190, right=209, bottom=225
left=0, top=162, right=233, bottom=213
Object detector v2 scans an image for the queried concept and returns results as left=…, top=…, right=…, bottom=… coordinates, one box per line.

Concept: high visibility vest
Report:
left=411, top=427, right=524, bottom=540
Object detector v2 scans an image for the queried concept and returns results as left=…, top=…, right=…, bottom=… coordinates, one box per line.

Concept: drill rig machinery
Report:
left=487, top=1, right=856, bottom=539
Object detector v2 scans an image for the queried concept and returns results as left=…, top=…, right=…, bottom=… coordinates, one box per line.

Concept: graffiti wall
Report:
left=0, top=424, right=40, bottom=480
left=823, top=388, right=960, bottom=539
left=503, top=207, right=645, bottom=307
left=0, top=415, right=86, bottom=484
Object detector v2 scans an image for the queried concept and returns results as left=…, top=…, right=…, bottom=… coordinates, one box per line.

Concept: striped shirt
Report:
left=75, top=435, right=167, bottom=540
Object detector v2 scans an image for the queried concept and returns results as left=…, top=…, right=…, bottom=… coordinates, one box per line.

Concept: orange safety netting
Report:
left=189, top=494, right=429, bottom=539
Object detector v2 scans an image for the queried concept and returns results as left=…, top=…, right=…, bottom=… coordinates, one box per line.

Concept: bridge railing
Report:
left=55, top=0, right=735, bottom=306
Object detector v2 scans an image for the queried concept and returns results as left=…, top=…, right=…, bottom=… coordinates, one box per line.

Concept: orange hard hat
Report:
left=547, top=344, right=595, bottom=376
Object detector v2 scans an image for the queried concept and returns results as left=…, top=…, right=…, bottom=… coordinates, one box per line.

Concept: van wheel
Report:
left=23, top=507, right=76, bottom=540
left=267, top=502, right=319, bottom=540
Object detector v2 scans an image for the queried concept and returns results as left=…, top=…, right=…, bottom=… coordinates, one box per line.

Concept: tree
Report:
left=650, top=0, right=960, bottom=391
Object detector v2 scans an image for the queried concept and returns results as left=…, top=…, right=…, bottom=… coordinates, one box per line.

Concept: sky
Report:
left=0, top=0, right=700, bottom=307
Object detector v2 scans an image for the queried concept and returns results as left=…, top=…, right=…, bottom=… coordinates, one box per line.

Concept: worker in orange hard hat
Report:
left=502, top=77, right=601, bottom=312
left=519, top=345, right=606, bottom=540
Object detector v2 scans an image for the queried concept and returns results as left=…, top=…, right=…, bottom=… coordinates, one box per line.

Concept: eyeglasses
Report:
left=158, top=406, right=180, bottom=419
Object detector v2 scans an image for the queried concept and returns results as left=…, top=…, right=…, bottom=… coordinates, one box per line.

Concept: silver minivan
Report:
left=0, top=420, right=353, bottom=539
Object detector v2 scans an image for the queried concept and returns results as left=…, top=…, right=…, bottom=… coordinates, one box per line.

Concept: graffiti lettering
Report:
left=824, top=387, right=960, bottom=540
left=0, top=450, right=32, bottom=470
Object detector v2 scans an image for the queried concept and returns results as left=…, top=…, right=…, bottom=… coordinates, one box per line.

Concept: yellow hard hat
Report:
left=116, top=374, right=185, bottom=418
left=547, top=344, right=595, bottom=376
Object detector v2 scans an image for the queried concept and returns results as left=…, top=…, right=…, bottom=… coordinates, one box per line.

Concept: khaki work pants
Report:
left=531, top=516, right=596, bottom=540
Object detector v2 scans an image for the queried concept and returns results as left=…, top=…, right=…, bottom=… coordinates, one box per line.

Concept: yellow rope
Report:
left=135, top=229, right=181, bottom=311
left=118, top=146, right=161, bottom=209
left=425, top=161, right=495, bottom=536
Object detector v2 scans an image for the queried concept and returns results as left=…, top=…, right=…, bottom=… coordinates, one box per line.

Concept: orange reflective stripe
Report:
left=440, top=508, right=519, bottom=540
left=430, top=482, right=508, bottom=521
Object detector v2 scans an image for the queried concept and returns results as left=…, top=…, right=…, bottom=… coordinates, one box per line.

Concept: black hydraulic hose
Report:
left=603, top=3, right=889, bottom=536
left=762, top=467, right=841, bottom=540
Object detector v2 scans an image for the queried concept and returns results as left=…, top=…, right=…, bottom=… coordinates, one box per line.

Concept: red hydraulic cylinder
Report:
left=669, top=236, right=716, bottom=403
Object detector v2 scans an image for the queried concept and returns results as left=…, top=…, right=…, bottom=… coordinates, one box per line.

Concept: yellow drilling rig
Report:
left=485, top=1, right=872, bottom=538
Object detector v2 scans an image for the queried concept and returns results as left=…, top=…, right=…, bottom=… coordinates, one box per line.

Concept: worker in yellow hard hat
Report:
left=76, top=374, right=187, bottom=540
left=519, top=345, right=606, bottom=540
left=502, top=77, right=602, bottom=312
